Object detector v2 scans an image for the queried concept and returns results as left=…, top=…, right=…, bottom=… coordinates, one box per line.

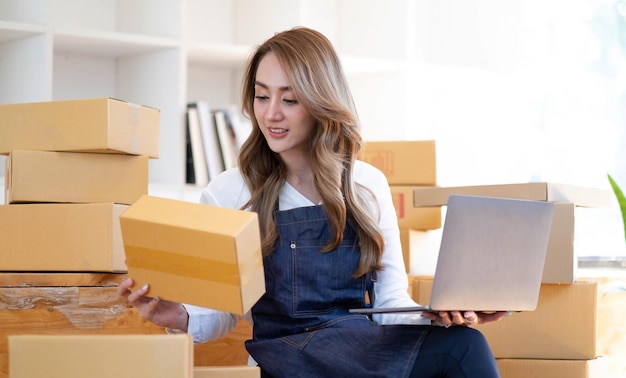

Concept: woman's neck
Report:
left=283, top=156, right=321, bottom=204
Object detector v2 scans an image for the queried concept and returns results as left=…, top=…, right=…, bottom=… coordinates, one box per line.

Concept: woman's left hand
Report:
left=421, top=310, right=510, bottom=328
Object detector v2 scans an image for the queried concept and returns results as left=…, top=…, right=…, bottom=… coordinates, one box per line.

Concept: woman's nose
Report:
left=265, top=99, right=283, bottom=121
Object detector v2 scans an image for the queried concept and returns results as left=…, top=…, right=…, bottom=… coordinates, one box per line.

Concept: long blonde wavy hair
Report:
left=238, top=27, right=384, bottom=277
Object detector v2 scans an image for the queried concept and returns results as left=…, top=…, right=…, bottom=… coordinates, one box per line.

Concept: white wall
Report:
left=342, top=0, right=626, bottom=259
left=402, top=0, right=626, bottom=258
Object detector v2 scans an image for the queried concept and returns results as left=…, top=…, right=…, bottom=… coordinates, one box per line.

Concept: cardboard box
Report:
left=543, top=202, right=576, bottom=283
left=194, top=366, right=260, bottom=378
left=399, top=229, right=440, bottom=275
left=413, top=182, right=612, bottom=208
left=9, top=334, right=193, bottom=378
left=413, top=278, right=601, bottom=359
left=120, top=195, right=265, bottom=315
left=417, top=274, right=626, bottom=377
left=391, top=185, right=441, bottom=230
left=0, top=203, right=127, bottom=272
left=496, top=357, right=608, bottom=378
left=0, top=98, right=160, bottom=157
left=360, top=140, right=436, bottom=185
left=579, top=271, right=626, bottom=378
left=5, top=150, right=148, bottom=204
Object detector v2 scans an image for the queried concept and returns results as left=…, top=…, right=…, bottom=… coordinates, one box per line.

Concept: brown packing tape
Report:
left=125, top=246, right=241, bottom=285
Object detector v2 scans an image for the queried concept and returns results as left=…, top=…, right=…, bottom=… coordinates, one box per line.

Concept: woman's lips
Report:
left=268, top=128, right=287, bottom=137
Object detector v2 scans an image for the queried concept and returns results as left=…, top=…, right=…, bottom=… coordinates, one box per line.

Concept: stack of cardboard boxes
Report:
left=0, top=98, right=157, bottom=377
left=0, top=98, right=158, bottom=272
left=359, top=140, right=441, bottom=275
left=410, top=183, right=625, bottom=378
left=0, top=98, right=259, bottom=378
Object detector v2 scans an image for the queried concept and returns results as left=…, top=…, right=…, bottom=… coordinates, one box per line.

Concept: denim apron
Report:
left=245, top=205, right=429, bottom=378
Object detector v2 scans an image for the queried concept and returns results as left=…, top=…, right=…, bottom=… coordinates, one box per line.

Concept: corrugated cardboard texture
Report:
left=360, top=140, right=436, bottom=185
left=390, top=185, right=441, bottom=230
left=194, top=366, right=260, bottom=378
left=413, top=182, right=612, bottom=208
left=0, top=98, right=160, bottom=157
left=8, top=334, right=192, bottom=378
left=0, top=203, right=127, bottom=272
left=496, top=357, right=608, bottom=378
left=6, top=150, right=148, bottom=204
left=413, top=278, right=599, bottom=359
left=121, top=195, right=265, bottom=315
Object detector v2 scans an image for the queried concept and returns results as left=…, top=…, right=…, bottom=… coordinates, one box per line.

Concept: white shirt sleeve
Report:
left=184, top=305, right=239, bottom=343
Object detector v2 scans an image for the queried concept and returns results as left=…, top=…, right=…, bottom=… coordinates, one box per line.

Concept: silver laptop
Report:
left=350, top=194, right=554, bottom=314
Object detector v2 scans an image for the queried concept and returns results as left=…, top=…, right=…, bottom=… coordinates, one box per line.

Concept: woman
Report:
left=119, top=26, right=507, bottom=377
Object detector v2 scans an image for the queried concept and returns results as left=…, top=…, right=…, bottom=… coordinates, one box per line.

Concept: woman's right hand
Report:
left=117, top=277, right=189, bottom=332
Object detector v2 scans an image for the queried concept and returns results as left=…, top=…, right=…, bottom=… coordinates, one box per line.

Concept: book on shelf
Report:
left=185, top=105, right=209, bottom=186
left=185, top=104, right=243, bottom=184
left=190, top=101, right=225, bottom=181
left=185, top=111, right=196, bottom=185
left=213, top=109, right=239, bottom=171
left=224, top=104, right=253, bottom=150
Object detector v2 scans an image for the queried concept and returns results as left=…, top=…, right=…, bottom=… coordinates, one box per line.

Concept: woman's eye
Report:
left=283, top=98, right=297, bottom=105
left=254, top=95, right=268, bottom=101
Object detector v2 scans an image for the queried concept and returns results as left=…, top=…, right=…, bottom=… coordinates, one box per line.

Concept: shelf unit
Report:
left=0, top=0, right=411, bottom=189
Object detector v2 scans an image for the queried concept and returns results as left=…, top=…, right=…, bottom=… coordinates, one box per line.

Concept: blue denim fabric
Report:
left=245, top=205, right=428, bottom=378
left=411, top=326, right=500, bottom=378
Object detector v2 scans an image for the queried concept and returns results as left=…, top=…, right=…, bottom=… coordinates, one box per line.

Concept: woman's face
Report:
left=253, top=52, right=316, bottom=158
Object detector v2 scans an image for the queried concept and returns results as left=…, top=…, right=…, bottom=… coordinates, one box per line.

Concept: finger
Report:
left=478, top=311, right=510, bottom=323
left=127, top=283, right=150, bottom=303
left=420, top=311, right=441, bottom=325
left=463, top=311, right=478, bottom=325
left=138, top=296, right=160, bottom=319
left=450, top=310, right=465, bottom=325
left=117, top=278, right=134, bottom=296
left=438, top=311, right=454, bottom=327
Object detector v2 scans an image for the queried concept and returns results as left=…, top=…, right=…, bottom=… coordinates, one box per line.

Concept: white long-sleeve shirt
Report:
left=183, top=160, right=428, bottom=344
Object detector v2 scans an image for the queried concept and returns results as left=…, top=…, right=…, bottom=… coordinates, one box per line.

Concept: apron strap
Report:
left=367, top=270, right=377, bottom=307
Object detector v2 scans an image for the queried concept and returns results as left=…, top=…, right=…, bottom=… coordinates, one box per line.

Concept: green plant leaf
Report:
left=608, top=174, right=626, bottom=242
